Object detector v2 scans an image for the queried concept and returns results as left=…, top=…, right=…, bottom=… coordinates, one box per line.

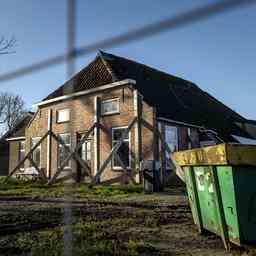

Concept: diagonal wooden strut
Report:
left=48, top=124, right=96, bottom=185
left=91, top=117, right=137, bottom=185
left=98, top=123, right=136, bottom=185
left=6, top=131, right=50, bottom=181
left=141, top=118, right=185, bottom=181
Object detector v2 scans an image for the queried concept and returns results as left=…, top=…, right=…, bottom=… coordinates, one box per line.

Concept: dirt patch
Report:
left=0, top=185, right=254, bottom=255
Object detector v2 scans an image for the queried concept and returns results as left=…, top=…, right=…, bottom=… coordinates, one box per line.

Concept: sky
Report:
left=0, top=0, right=255, bottom=120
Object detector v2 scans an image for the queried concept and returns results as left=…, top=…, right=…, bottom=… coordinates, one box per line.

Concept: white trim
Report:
left=6, top=136, right=26, bottom=141
left=111, top=126, right=131, bottom=170
left=56, top=108, right=71, bottom=123
left=101, top=98, right=120, bottom=116
left=33, top=79, right=136, bottom=108
left=18, top=141, right=25, bottom=171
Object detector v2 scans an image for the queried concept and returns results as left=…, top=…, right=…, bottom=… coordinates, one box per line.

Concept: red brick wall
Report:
left=25, top=85, right=154, bottom=182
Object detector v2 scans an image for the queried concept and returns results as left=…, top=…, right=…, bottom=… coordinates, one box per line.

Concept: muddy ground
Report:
left=0, top=184, right=254, bottom=255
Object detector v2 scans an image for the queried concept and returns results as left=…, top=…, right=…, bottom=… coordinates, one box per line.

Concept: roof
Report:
left=4, top=112, right=33, bottom=141
left=43, top=51, right=250, bottom=141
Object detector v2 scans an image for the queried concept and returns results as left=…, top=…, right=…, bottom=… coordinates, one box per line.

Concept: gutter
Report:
left=33, top=79, right=136, bottom=108
left=158, top=117, right=205, bottom=130
left=158, top=117, right=223, bottom=142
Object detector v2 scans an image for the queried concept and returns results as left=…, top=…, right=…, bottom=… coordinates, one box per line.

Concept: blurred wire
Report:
left=0, top=0, right=255, bottom=82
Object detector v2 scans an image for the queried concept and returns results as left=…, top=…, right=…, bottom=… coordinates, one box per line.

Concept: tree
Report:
left=0, top=92, right=26, bottom=131
left=0, top=36, right=16, bottom=55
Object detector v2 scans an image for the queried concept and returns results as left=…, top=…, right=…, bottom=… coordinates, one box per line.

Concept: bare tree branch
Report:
left=0, top=92, right=26, bottom=131
left=0, top=36, right=16, bottom=55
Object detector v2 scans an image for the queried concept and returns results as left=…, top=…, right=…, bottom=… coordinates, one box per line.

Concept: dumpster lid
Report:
left=173, top=143, right=256, bottom=166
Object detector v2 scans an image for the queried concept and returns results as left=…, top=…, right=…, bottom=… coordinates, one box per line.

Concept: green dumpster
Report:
left=174, top=143, right=256, bottom=250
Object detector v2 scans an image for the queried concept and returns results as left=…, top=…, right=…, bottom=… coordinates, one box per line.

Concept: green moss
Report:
left=0, top=179, right=143, bottom=199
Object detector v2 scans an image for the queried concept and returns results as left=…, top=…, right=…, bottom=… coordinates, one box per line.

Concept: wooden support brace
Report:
left=48, top=126, right=95, bottom=185
left=94, top=96, right=101, bottom=177
left=134, top=90, right=142, bottom=181
left=28, top=155, right=47, bottom=181
left=6, top=131, right=50, bottom=180
left=160, top=123, right=167, bottom=186
left=141, top=118, right=174, bottom=165
left=46, top=109, right=53, bottom=178
left=91, top=117, right=137, bottom=185
left=98, top=123, right=136, bottom=185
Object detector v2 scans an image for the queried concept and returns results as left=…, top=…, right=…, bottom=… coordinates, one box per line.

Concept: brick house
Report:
left=1, top=113, right=33, bottom=176
left=0, top=137, right=9, bottom=176
left=7, top=51, right=256, bottom=183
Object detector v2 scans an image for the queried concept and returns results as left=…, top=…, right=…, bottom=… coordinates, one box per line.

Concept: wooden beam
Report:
left=47, top=152, right=75, bottom=185
left=160, top=123, right=167, bottom=186
left=28, top=155, right=47, bottom=181
left=143, top=118, right=185, bottom=182
left=46, top=109, right=53, bottom=178
left=133, top=90, right=142, bottom=182
left=91, top=117, right=137, bottom=185
left=141, top=118, right=175, bottom=170
left=6, top=131, right=49, bottom=179
left=48, top=126, right=95, bottom=185
left=152, top=108, right=160, bottom=191
left=94, top=96, right=101, bottom=178
left=98, top=123, right=136, bottom=185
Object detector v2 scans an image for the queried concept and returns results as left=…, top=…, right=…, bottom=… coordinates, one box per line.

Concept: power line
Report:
left=0, top=0, right=255, bottom=83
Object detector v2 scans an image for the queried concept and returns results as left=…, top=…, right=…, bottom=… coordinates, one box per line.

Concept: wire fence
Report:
left=1, top=1, right=256, bottom=255
left=0, top=0, right=255, bottom=83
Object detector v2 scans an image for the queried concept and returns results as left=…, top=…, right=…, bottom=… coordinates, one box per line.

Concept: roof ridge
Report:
left=98, top=51, right=196, bottom=87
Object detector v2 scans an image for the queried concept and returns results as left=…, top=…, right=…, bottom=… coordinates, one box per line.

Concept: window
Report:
left=58, top=133, right=71, bottom=169
left=112, top=127, right=130, bottom=169
left=165, top=126, right=178, bottom=153
left=19, top=141, right=25, bottom=171
left=165, top=126, right=178, bottom=170
left=101, top=98, right=119, bottom=115
left=31, top=137, right=41, bottom=168
left=57, top=109, right=70, bottom=123
left=81, top=140, right=91, bottom=162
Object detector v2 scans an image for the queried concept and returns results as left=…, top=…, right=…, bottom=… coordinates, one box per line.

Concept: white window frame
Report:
left=101, top=98, right=120, bottom=116
left=111, top=126, right=131, bottom=170
left=165, top=125, right=178, bottom=153
left=31, top=137, right=42, bottom=168
left=58, top=133, right=72, bottom=169
left=81, top=138, right=92, bottom=162
left=19, top=140, right=25, bottom=171
left=56, top=109, right=71, bottom=123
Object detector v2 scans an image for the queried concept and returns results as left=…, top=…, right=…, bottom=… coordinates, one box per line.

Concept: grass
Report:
left=0, top=221, right=158, bottom=256
left=0, top=177, right=143, bottom=199
left=0, top=178, right=166, bottom=255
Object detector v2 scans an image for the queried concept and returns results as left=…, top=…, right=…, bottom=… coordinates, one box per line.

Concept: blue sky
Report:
left=0, top=0, right=255, bottom=120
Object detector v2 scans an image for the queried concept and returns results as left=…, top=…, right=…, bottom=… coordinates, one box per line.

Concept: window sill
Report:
left=101, top=112, right=120, bottom=117
left=56, top=121, right=70, bottom=124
